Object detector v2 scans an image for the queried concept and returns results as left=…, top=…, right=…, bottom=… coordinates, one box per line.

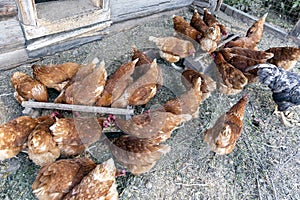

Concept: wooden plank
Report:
left=0, top=48, right=29, bottom=70
left=22, top=9, right=111, bottom=40
left=0, top=0, right=17, bottom=17
left=26, top=21, right=111, bottom=51
left=111, top=0, right=193, bottom=22
left=21, top=101, right=134, bottom=115
left=15, top=0, right=37, bottom=25
left=0, top=18, right=25, bottom=53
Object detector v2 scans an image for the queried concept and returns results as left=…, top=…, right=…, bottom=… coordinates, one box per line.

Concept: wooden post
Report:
left=290, top=19, right=300, bottom=38
left=15, top=0, right=37, bottom=26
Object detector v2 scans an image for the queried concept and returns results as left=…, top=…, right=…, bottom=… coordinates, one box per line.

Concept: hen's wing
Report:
left=203, top=95, right=247, bottom=154
left=50, top=117, right=103, bottom=156
left=0, top=116, right=38, bottom=160
left=11, top=72, right=48, bottom=103
left=112, top=59, right=159, bottom=108
left=32, top=62, right=81, bottom=91
left=32, top=157, right=96, bottom=200
left=64, top=158, right=118, bottom=200
left=95, top=59, right=138, bottom=106
left=116, top=111, right=191, bottom=142
left=108, top=134, right=170, bottom=175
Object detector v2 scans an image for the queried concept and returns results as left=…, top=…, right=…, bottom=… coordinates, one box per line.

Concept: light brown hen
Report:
left=95, top=59, right=138, bottom=107
left=111, top=59, right=159, bottom=108
left=11, top=72, right=48, bottom=103
left=225, top=13, right=268, bottom=49
left=173, top=15, right=202, bottom=42
left=32, top=157, right=96, bottom=200
left=107, top=133, right=170, bottom=175
left=0, top=116, right=39, bottom=160
left=115, top=110, right=191, bottom=142
left=50, top=117, right=103, bottom=157
left=266, top=46, right=300, bottom=70
left=27, top=116, right=60, bottom=166
left=32, top=62, right=81, bottom=91
left=63, top=158, right=118, bottom=200
left=203, top=95, right=248, bottom=155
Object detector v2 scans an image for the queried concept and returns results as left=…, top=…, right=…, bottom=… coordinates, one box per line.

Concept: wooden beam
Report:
left=21, top=101, right=134, bottom=115
left=290, top=19, right=300, bottom=38
left=15, top=0, right=37, bottom=25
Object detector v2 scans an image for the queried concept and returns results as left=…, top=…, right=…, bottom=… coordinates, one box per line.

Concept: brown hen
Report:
left=266, top=46, right=300, bottom=70
left=173, top=15, right=202, bottom=42
left=163, top=76, right=202, bottom=118
left=149, top=36, right=196, bottom=63
left=181, top=69, right=216, bottom=100
left=11, top=72, right=48, bottom=103
left=64, top=158, right=118, bottom=200
left=111, top=59, right=159, bottom=108
left=203, top=8, right=227, bottom=37
left=115, top=111, right=191, bottom=142
left=0, top=116, right=39, bottom=160
left=190, top=9, right=209, bottom=34
left=95, top=59, right=137, bottom=107
left=60, top=61, right=107, bottom=105
left=50, top=117, right=103, bottom=157
left=217, top=48, right=274, bottom=82
left=28, top=116, right=60, bottom=166
left=107, top=133, right=170, bottom=175
left=213, top=52, right=248, bottom=95
left=32, top=62, right=81, bottom=91
left=32, top=157, right=96, bottom=200
left=131, top=46, right=163, bottom=89
left=225, top=13, right=267, bottom=49
left=203, top=95, right=248, bottom=154
left=54, top=59, right=98, bottom=104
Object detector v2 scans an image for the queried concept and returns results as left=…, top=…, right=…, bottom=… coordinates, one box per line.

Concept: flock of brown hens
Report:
left=1, top=8, right=300, bottom=200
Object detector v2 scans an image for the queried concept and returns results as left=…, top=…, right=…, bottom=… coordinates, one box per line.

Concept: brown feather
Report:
left=108, top=134, right=170, bottom=175
left=173, top=15, right=201, bottom=41
left=27, top=117, right=60, bottom=166
left=64, top=158, right=118, bottom=200
left=11, top=72, right=48, bottom=103
left=50, top=118, right=103, bottom=157
left=203, top=95, right=248, bottom=154
left=266, top=47, right=300, bottom=70
left=0, top=116, right=39, bottom=160
left=32, top=157, right=96, bottom=200
left=32, top=62, right=81, bottom=91
left=95, top=59, right=137, bottom=106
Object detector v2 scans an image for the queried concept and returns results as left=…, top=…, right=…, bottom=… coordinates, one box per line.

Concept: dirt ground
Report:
left=0, top=8, right=299, bottom=200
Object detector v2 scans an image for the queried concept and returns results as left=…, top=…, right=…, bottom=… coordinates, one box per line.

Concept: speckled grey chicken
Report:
left=246, top=63, right=300, bottom=126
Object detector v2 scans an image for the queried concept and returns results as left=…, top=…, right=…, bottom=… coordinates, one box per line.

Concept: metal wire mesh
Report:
left=223, top=0, right=300, bottom=32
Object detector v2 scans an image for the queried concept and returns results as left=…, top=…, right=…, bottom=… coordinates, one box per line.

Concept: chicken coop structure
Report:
left=0, top=0, right=299, bottom=69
